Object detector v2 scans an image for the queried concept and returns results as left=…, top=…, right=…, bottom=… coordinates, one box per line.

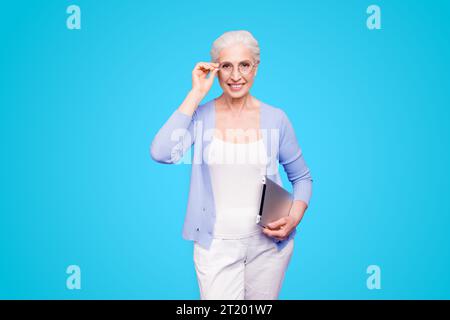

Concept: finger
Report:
left=201, top=65, right=219, bottom=83
left=195, top=62, right=210, bottom=72
left=207, top=66, right=219, bottom=78
left=205, top=63, right=220, bottom=72
left=205, top=66, right=218, bottom=74
left=263, top=227, right=287, bottom=239
left=263, top=229, right=286, bottom=242
left=194, top=62, right=206, bottom=70
left=199, top=62, right=215, bottom=71
left=267, top=217, right=287, bottom=230
left=198, top=65, right=216, bottom=78
left=193, top=63, right=208, bottom=77
left=197, top=64, right=212, bottom=78
left=203, top=62, right=218, bottom=68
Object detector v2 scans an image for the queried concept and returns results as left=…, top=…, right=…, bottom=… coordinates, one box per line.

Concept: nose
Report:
left=230, top=68, right=241, bottom=81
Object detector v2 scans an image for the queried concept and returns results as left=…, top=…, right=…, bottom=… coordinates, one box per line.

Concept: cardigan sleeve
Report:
left=278, top=109, right=313, bottom=207
left=150, top=108, right=198, bottom=164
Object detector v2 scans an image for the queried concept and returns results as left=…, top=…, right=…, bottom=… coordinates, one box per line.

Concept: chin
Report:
left=225, top=88, right=250, bottom=98
left=228, top=91, right=247, bottom=98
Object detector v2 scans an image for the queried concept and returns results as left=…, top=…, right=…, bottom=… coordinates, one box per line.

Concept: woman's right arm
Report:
left=150, top=62, right=219, bottom=164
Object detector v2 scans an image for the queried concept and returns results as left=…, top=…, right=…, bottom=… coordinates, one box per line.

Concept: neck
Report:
left=220, top=93, right=252, bottom=112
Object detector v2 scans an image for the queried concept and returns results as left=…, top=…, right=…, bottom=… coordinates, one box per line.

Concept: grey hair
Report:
left=210, top=30, right=260, bottom=63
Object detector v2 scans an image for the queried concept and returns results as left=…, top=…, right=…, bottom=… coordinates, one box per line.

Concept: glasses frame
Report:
left=217, top=59, right=259, bottom=77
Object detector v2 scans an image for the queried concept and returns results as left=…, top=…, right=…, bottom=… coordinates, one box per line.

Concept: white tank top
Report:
left=206, top=135, right=269, bottom=238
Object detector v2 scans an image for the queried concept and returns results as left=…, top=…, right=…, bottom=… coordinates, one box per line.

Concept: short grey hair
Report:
left=210, top=30, right=260, bottom=63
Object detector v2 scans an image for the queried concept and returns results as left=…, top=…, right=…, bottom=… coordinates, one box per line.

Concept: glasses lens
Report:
left=219, top=62, right=233, bottom=75
left=219, top=61, right=255, bottom=76
left=239, top=61, right=252, bottom=74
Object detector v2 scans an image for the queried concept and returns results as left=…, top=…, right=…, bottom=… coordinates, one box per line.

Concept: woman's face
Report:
left=217, top=43, right=258, bottom=99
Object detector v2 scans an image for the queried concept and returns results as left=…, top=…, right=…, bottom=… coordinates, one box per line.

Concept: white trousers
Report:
left=193, top=231, right=295, bottom=300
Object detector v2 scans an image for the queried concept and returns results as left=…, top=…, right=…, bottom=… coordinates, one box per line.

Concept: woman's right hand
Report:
left=191, top=62, right=219, bottom=98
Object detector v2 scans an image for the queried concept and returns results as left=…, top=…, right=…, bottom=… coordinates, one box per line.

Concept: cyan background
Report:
left=0, top=0, right=449, bottom=299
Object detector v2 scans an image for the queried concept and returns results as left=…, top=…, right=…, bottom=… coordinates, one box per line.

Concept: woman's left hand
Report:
left=262, top=216, right=299, bottom=241
left=262, top=200, right=307, bottom=241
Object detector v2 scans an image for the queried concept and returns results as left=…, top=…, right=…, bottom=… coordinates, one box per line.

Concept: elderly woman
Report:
left=150, top=30, right=313, bottom=300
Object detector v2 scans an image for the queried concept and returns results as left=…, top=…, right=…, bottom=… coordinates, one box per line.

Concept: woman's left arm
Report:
left=263, top=109, right=313, bottom=241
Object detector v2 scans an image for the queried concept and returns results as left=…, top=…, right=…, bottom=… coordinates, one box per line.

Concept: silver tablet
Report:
left=256, top=175, right=293, bottom=228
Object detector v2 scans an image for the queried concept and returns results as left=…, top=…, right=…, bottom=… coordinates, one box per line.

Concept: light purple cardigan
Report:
left=150, top=99, right=313, bottom=251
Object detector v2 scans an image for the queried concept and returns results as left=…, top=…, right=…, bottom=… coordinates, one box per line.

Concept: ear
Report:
left=254, top=64, right=258, bottom=77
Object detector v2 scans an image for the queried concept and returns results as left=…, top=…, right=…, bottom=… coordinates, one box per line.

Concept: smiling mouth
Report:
left=228, top=83, right=245, bottom=91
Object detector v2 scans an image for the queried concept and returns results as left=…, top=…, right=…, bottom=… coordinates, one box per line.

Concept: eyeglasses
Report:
left=218, top=60, right=259, bottom=77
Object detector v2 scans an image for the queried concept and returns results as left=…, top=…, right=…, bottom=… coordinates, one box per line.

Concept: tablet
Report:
left=256, top=175, right=293, bottom=228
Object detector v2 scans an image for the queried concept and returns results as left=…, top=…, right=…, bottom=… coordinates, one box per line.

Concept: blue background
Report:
left=0, top=0, right=449, bottom=299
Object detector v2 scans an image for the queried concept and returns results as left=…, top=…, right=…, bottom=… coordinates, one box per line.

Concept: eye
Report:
left=221, top=63, right=232, bottom=70
left=239, top=62, right=251, bottom=73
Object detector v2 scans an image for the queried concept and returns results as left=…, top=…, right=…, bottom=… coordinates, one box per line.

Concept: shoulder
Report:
left=260, top=100, right=289, bottom=126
